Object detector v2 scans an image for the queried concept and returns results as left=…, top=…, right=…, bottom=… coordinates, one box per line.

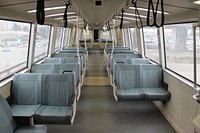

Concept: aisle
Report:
left=48, top=49, right=176, bottom=133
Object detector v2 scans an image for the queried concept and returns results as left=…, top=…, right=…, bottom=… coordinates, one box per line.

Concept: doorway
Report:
left=94, top=29, right=99, bottom=42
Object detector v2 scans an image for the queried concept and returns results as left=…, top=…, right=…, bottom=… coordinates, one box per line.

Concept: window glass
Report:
left=101, top=30, right=111, bottom=40
left=164, top=23, right=194, bottom=81
left=63, top=28, right=69, bottom=48
left=130, top=28, right=138, bottom=52
left=197, top=27, right=200, bottom=85
left=34, top=25, right=51, bottom=62
left=123, top=29, right=130, bottom=47
left=143, top=27, right=159, bottom=62
left=0, top=20, right=30, bottom=80
left=55, top=27, right=63, bottom=51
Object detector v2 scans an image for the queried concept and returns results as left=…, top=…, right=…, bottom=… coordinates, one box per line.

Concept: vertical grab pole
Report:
left=84, top=28, right=88, bottom=62
left=192, top=22, right=200, bottom=103
left=111, top=19, right=116, bottom=58
left=193, top=26, right=197, bottom=89
left=76, top=16, right=80, bottom=63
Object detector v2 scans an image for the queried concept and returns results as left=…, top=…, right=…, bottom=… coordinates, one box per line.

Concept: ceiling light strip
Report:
left=45, top=12, right=75, bottom=18
left=27, top=6, right=66, bottom=13
left=129, top=6, right=169, bottom=14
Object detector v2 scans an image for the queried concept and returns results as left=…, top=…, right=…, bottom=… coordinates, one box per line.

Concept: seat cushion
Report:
left=15, top=125, right=47, bottom=133
left=11, top=104, right=41, bottom=116
left=35, top=105, right=72, bottom=124
left=117, top=88, right=144, bottom=101
left=142, top=87, right=170, bottom=101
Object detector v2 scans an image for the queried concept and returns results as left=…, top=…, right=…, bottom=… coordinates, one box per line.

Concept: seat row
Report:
left=0, top=94, right=47, bottom=133
left=11, top=73, right=76, bottom=125
left=113, top=64, right=171, bottom=102
left=110, top=58, right=151, bottom=86
left=31, top=63, right=81, bottom=100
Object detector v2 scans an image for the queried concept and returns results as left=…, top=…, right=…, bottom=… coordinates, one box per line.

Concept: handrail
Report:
left=36, top=0, right=45, bottom=25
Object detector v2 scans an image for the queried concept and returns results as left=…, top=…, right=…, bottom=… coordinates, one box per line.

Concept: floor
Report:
left=47, top=49, right=177, bottom=133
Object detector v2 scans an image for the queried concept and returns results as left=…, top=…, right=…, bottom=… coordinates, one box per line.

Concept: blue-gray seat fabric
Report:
left=31, top=64, right=55, bottom=73
left=35, top=106, right=72, bottom=124
left=54, top=63, right=80, bottom=86
left=0, top=95, right=17, bottom=133
left=139, top=64, right=170, bottom=101
left=14, top=125, right=47, bottom=133
left=117, top=65, right=144, bottom=100
left=108, top=53, right=141, bottom=67
left=0, top=94, right=47, bottom=133
left=35, top=73, right=75, bottom=124
left=43, top=58, right=62, bottom=64
left=11, top=104, right=41, bottom=117
left=11, top=73, right=42, bottom=116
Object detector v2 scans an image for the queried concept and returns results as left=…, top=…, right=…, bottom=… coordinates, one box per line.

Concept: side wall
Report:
left=155, top=70, right=200, bottom=133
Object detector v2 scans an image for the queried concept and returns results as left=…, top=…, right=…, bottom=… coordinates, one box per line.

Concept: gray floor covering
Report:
left=47, top=49, right=176, bottom=133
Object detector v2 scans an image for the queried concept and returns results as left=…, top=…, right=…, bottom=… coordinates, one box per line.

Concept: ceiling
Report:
left=0, top=0, right=199, bottom=28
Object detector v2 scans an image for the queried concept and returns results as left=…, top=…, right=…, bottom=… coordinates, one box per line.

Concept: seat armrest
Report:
left=162, top=81, right=168, bottom=90
left=71, top=94, right=76, bottom=104
left=14, top=115, right=34, bottom=126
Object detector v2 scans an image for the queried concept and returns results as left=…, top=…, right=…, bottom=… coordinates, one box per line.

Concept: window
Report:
left=63, top=28, right=70, bottom=48
left=196, top=27, right=200, bottom=85
left=0, top=20, right=31, bottom=81
left=34, top=25, right=51, bottom=62
left=123, top=28, right=130, bottom=47
left=164, top=23, right=194, bottom=82
left=143, top=27, right=159, bottom=62
left=101, top=30, right=111, bottom=40
left=55, top=27, right=63, bottom=51
left=130, top=28, right=138, bottom=52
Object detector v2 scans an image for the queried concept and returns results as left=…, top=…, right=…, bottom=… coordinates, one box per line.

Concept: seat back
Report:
left=118, top=65, right=140, bottom=90
left=139, top=64, right=163, bottom=88
left=43, top=58, right=63, bottom=64
left=63, top=58, right=83, bottom=75
left=12, top=73, right=43, bottom=104
left=0, top=94, right=17, bottom=133
left=111, top=58, right=132, bottom=75
left=31, top=64, right=55, bottom=73
left=42, top=73, right=75, bottom=106
left=131, top=58, right=151, bottom=64
left=54, top=63, right=80, bottom=86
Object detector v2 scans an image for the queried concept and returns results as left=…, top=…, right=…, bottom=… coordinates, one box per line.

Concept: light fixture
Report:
left=27, top=6, right=66, bottom=13
left=55, top=16, right=77, bottom=20
left=129, top=6, right=169, bottom=14
left=193, top=0, right=200, bottom=4
left=117, top=16, right=137, bottom=21
left=45, top=12, right=75, bottom=18
left=124, top=12, right=147, bottom=18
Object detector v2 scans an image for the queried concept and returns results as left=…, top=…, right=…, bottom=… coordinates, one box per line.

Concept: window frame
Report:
left=163, top=21, right=198, bottom=85
left=0, top=19, right=32, bottom=82
left=33, top=24, right=52, bottom=63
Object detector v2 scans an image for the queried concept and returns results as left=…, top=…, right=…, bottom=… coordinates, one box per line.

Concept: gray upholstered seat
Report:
left=14, top=125, right=47, bottom=133
left=139, top=64, right=170, bottom=101
left=116, top=65, right=144, bottom=101
left=35, top=73, right=76, bottom=124
left=131, top=58, right=151, bottom=64
left=34, top=105, right=72, bottom=124
left=117, top=89, right=144, bottom=101
left=11, top=105, right=41, bottom=116
left=11, top=73, right=42, bottom=117
left=0, top=94, right=47, bottom=133
left=43, top=58, right=63, bottom=64
left=54, top=63, right=80, bottom=86
left=31, top=64, right=55, bottom=73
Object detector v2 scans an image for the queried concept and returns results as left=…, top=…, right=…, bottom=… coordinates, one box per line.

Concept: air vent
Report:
left=95, top=0, right=102, bottom=6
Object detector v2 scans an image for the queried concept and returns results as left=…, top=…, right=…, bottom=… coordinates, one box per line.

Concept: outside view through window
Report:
left=143, top=27, right=159, bottom=63
left=164, top=23, right=199, bottom=83
left=0, top=20, right=30, bottom=80
left=34, top=25, right=51, bottom=62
